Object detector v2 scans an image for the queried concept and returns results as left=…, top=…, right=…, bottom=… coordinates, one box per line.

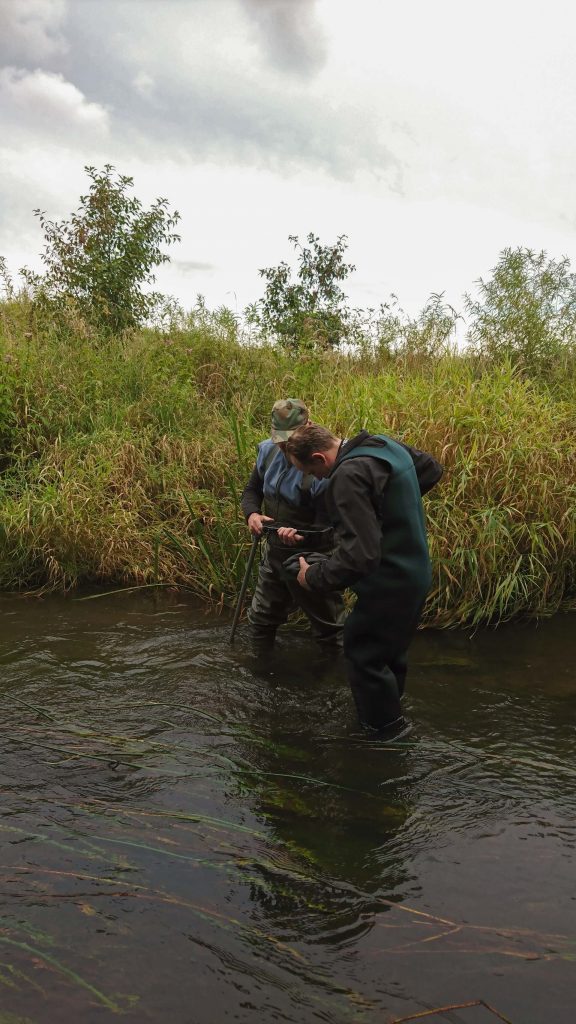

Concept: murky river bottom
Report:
left=1, top=593, right=575, bottom=1024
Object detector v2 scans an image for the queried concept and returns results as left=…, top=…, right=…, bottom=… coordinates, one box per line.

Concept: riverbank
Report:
left=1, top=314, right=575, bottom=625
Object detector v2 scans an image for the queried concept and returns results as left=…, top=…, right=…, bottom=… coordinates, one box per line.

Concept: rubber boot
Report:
left=370, top=716, right=413, bottom=742
left=249, top=623, right=277, bottom=652
left=346, top=660, right=403, bottom=734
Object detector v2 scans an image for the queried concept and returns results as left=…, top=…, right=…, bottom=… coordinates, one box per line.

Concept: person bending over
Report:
left=285, top=424, right=442, bottom=738
left=240, top=400, right=345, bottom=648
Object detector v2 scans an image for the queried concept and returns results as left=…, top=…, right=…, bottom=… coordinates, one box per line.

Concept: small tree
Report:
left=375, top=292, right=460, bottom=359
left=465, top=247, right=576, bottom=369
left=29, top=165, right=180, bottom=334
left=246, top=233, right=357, bottom=351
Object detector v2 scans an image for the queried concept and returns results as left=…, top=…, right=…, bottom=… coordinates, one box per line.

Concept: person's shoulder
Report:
left=333, top=456, right=374, bottom=481
left=255, top=438, right=279, bottom=474
left=334, top=451, right=386, bottom=490
left=257, top=438, right=275, bottom=453
left=257, top=438, right=278, bottom=462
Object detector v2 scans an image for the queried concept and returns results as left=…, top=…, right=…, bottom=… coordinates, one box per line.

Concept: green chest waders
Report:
left=337, top=436, right=432, bottom=733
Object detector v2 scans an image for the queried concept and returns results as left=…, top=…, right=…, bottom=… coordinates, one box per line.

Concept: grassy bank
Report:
left=1, top=309, right=575, bottom=626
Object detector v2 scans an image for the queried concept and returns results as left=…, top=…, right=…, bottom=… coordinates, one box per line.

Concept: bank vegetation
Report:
left=0, top=297, right=575, bottom=627
left=1, top=167, right=575, bottom=626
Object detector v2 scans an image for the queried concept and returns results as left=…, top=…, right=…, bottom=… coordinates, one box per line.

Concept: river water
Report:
left=1, top=593, right=575, bottom=1024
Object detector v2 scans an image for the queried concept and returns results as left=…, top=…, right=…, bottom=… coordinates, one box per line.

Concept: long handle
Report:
left=229, top=534, right=260, bottom=644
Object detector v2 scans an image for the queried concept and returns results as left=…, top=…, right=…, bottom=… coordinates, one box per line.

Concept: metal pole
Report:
left=229, top=534, right=260, bottom=644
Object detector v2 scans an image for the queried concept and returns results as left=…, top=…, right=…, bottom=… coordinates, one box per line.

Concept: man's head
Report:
left=270, top=398, right=310, bottom=445
left=285, top=425, right=341, bottom=479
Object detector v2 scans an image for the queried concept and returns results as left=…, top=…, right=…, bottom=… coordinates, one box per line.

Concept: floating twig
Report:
left=390, top=998, right=514, bottom=1023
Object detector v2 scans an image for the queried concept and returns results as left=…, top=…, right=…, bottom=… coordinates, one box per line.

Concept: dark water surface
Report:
left=1, top=594, right=575, bottom=1024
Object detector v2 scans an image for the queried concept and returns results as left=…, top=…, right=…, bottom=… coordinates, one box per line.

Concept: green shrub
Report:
left=246, top=233, right=359, bottom=352
left=465, top=247, right=576, bottom=372
left=22, top=165, right=180, bottom=336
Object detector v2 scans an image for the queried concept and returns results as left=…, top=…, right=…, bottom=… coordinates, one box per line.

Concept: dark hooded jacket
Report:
left=304, top=431, right=442, bottom=594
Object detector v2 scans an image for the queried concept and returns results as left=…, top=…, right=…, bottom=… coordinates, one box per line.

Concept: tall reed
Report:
left=0, top=312, right=574, bottom=625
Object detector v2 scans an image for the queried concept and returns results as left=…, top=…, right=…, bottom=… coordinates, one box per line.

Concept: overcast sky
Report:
left=1, top=0, right=576, bottom=324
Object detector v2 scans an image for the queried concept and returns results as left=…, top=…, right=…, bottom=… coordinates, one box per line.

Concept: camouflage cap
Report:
left=270, top=398, right=309, bottom=442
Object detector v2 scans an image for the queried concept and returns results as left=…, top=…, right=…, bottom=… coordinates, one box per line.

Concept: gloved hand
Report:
left=280, top=550, right=330, bottom=582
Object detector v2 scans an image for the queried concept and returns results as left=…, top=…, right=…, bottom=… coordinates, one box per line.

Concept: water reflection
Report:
left=225, top=646, right=416, bottom=955
left=1, top=594, right=575, bottom=1023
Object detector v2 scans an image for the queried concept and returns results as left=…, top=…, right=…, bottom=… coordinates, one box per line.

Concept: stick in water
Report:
left=229, top=534, right=260, bottom=643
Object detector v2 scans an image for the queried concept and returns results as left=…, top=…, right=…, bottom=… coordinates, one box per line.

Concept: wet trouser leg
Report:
left=248, top=542, right=345, bottom=647
left=247, top=543, right=293, bottom=643
left=390, top=651, right=408, bottom=698
left=284, top=576, right=345, bottom=647
left=343, top=589, right=425, bottom=731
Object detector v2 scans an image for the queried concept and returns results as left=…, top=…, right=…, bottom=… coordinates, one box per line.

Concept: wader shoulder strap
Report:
left=262, top=444, right=278, bottom=474
left=340, top=438, right=413, bottom=473
left=262, top=444, right=314, bottom=491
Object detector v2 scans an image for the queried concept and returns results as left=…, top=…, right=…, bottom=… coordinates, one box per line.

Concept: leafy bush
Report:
left=246, top=233, right=359, bottom=351
left=23, top=165, right=180, bottom=335
left=465, top=247, right=576, bottom=371
left=374, top=292, right=460, bottom=359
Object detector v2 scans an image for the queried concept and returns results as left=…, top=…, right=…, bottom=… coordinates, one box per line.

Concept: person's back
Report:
left=337, top=433, right=432, bottom=596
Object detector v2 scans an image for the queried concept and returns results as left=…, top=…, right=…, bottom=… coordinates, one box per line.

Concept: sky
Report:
left=1, top=0, right=576, bottom=327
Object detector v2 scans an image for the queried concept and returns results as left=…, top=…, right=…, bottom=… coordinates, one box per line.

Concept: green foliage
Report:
left=0, top=313, right=575, bottom=627
left=0, top=265, right=17, bottom=455
left=0, top=256, right=14, bottom=300
left=246, top=233, right=358, bottom=352
left=24, top=165, right=180, bottom=335
left=0, top=349, right=16, bottom=460
left=465, top=247, right=576, bottom=370
left=2, top=230, right=576, bottom=624
left=375, top=292, right=460, bottom=359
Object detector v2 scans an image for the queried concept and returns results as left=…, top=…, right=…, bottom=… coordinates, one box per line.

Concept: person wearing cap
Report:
left=284, top=424, right=443, bottom=740
left=240, top=399, right=345, bottom=647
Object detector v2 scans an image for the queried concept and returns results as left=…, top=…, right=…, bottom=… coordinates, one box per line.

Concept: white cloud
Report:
left=132, top=71, right=155, bottom=100
left=314, top=0, right=576, bottom=225
left=238, top=0, right=327, bottom=76
left=2, top=0, right=576, bottom=326
left=0, top=67, right=109, bottom=137
left=50, top=0, right=397, bottom=180
left=0, top=0, right=67, bottom=62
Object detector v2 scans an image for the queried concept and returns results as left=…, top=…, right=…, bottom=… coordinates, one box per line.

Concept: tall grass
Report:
left=0, top=306, right=575, bottom=626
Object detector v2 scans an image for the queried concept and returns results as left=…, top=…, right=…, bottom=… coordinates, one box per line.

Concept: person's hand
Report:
left=247, top=513, right=274, bottom=537
left=297, top=556, right=311, bottom=589
left=277, top=526, right=304, bottom=546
